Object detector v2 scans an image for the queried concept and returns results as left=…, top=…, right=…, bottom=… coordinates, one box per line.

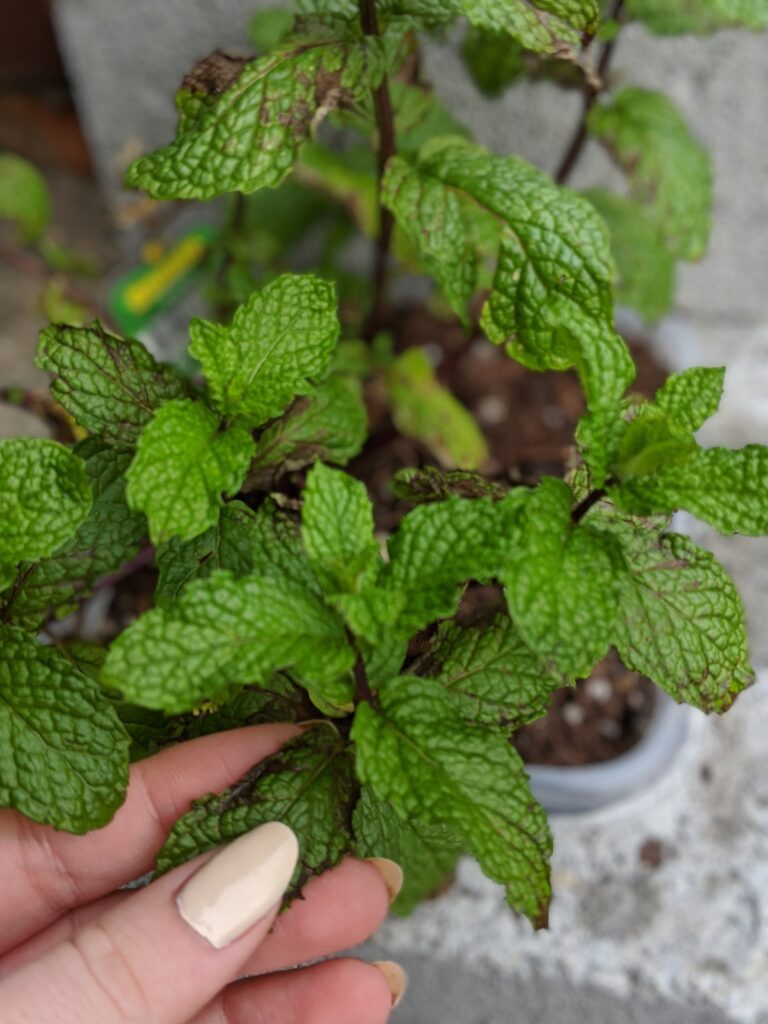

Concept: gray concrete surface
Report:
left=53, top=1, right=768, bottom=348
left=358, top=679, right=768, bottom=1023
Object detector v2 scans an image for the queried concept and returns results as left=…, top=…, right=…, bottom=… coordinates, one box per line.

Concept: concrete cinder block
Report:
left=358, top=680, right=768, bottom=1024
left=53, top=1, right=768, bottom=343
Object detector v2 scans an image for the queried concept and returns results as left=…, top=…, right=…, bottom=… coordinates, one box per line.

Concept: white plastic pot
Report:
left=525, top=691, right=690, bottom=815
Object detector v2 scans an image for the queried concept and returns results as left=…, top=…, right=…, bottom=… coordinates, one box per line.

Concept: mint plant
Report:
left=1, top=0, right=767, bottom=930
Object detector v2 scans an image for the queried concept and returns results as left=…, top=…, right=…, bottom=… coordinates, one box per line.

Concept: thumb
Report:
left=0, top=822, right=299, bottom=1024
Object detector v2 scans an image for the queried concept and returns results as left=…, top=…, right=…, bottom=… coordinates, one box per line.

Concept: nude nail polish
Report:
left=176, top=821, right=299, bottom=949
left=373, top=960, right=408, bottom=1008
left=365, top=858, right=404, bottom=903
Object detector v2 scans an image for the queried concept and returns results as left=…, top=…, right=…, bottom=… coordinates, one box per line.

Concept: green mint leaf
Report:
left=462, top=0, right=599, bottom=55
left=587, top=88, right=713, bottom=262
left=353, top=787, right=464, bottom=915
left=249, top=7, right=295, bottom=51
left=248, top=374, right=367, bottom=487
left=592, top=512, right=754, bottom=711
left=611, top=445, right=768, bottom=536
left=113, top=679, right=305, bottom=762
left=0, top=153, right=52, bottom=243
left=418, top=613, right=566, bottom=731
left=653, top=366, right=725, bottom=433
left=36, top=322, right=188, bottom=450
left=102, top=569, right=354, bottom=713
left=4, top=440, right=145, bottom=625
left=156, top=726, right=355, bottom=892
left=386, top=348, right=489, bottom=470
left=548, top=299, right=635, bottom=485
left=584, top=189, right=676, bottom=324
left=189, top=274, right=340, bottom=425
left=126, top=38, right=394, bottom=200
left=126, top=399, right=255, bottom=544
left=404, top=139, right=614, bottom=369
left=384, top=494, right=517, bottom=634
left=615, top=408, right=698, bottom=479
left=155, top=500, right=261, bottom=603
left=301, top=463, right=379, bottom=595
left=389, top=81, right=470, bottom=158
left=382, top=157, right=477, bottom=322
left=461, top=27, right=526, bottom=97
left=352, top=676, right=552, bottom=925
left=627, top=0, right=768, bottom=33
left=500, top=478, right=620, bottom=676
left=0, top=627, right=129, bottom=832
left=0, top=438, right=92, bottom=566
left=393, top=466, right=506, bottom=504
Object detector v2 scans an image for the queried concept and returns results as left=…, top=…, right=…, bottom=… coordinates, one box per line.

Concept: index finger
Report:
left=0, top=722, right=300, bottom=955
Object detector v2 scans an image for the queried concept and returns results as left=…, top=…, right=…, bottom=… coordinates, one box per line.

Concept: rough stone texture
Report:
left=52, top=1, right=768, bottom=348
left=359, top=679, right=768, bottom=1023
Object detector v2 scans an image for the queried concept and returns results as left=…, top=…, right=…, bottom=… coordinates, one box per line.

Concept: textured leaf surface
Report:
left=5, top=441, right=145, bottom=624
left=126, top=399, right=255, bottom=544
left=592, top=513, right=753, bottom=711
left=584, top=189, right=675, bottom=324
left=0, top=439, right=91, bottom=565
left=37, top=322, right=188, bottom=449
left=386, top=348, right=488, bottom=470
left=382, top=156, right=477, bottom=322
left=0, top=627, right=129, bottom=832
left=461, top=27, right=526, bottom=96
left=463, top=0, right=599, bottom=53
left=190, top=275, right=339, bottom=424
left=627, top=0, right=768, bottom=33
left=0, top=153, right=51, bottom=242
left=550, top=299, right=635, bottom=484
left=157, top=727, right=354, bottom=891
left=126, top=38, right=393, bottom=200
left=155, top=500, right=261, bottom=603
left=102, top=570, right=353, bottom=713
left=407, top=140, right=614, bottom=369
left=611, top=445, right=768, bottom=536
left=653, top=366, right=725, bottom=433
left=353, top=786, right=463, bottom=915
left=588, top=89, right=712, bottom=262
left=500, top=478, right=619, bottom=676
left=248, top=375, right=367, bottom=486
left=420, top=613, right=565, bottom=730
left=615, top=408, right=698, bottom=479
left=352, top=676, right=552, bottom=925
left=301, top=463, right=379, bottom=595
left=384, top=495, right=516, bottom=633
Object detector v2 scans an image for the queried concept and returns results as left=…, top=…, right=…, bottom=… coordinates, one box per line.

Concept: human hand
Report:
left=0, top=723, right=406, bottom=1022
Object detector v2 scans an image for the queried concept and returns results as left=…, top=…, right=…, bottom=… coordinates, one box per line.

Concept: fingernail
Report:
left=373, top=960, right=408, bottom=1008
left=177, top=821, right=299, bottom=949
left=365, top=858, right=404, bottom=904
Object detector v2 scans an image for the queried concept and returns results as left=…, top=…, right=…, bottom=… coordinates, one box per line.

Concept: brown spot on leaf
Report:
left=182, top=49, right=251, bottom=96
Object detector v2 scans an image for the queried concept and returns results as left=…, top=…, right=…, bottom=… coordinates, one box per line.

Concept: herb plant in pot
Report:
left=1, top=0, right=767, bottom=965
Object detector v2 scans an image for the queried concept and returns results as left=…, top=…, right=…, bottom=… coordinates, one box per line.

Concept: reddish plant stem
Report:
left=359, top=0, right=397, bottom=340
left=554, top=0, right=625, bottom=186
left=571, top=478, right=615, bottom=524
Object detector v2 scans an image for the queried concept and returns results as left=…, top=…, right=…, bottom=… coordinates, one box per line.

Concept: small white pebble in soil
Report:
left=562, top=702, right=585, bottom=727
left=585, top=676, right=613, bottom=704
left=541, top=405, right=567, bottom=429
left=421, top=342, right=444, bottom=367
left=627, top=688, right=648, bottom=710
left=470, top=338, right=501, bottom=362
left=598, top=717, right=623, bottom=740
left=476, top=394, right=508, bottom=425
